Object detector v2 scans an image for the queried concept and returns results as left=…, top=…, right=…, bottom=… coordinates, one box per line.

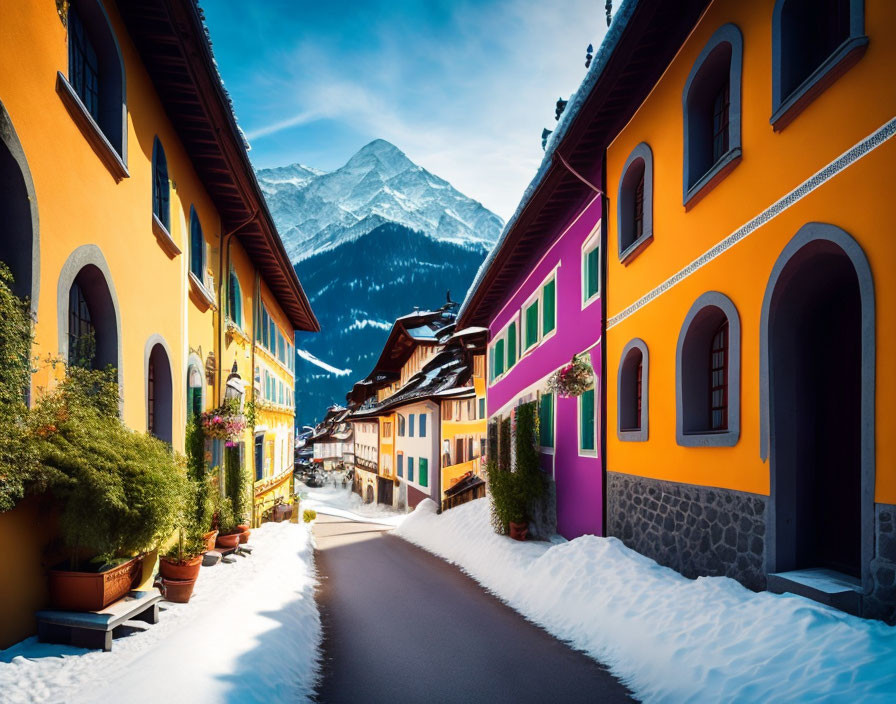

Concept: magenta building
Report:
left=459, top=181, right=605, bottom=539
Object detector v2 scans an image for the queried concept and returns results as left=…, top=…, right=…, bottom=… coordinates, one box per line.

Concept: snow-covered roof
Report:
left=458, top=0, right=638, bottom=322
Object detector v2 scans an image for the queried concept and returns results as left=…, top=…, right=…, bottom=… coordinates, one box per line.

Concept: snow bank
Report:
left=396, top=498, right=896, bottom=703
left=297, top=481, right=406, bottom=527
left=0, top=521, right=321, bottom=704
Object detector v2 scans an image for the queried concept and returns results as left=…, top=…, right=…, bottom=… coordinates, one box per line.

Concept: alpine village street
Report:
left=1, top=1, right=896, bottom=703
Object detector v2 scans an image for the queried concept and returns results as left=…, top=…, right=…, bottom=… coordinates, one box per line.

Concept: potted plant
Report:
left=546, top=353, right=594, bottom=398
left=215, top=501, right=241, bottom=550
left=33, top=368, right=188, bottom=610
left=159, top=526, right=207, bottom=582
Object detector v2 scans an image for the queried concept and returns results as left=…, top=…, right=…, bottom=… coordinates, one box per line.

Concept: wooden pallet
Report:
left=36, top=590, right=162, bottom=652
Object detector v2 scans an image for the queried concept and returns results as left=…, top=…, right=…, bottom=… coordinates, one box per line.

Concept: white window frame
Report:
left=522, top=266, right=560, bottom=356
left=487, top=312, right=520, bottom=386
left=577, top=384, right=598, bottom=458
left=581, top=225, right=601, bottom=310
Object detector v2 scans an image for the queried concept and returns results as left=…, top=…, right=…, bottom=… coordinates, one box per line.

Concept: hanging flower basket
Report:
left=546, top=353, right=594, bottom=398
left=200, top=405, right=246, bottom=446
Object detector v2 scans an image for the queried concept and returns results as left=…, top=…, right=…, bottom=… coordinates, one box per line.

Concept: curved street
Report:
left=312, top=513, right=632, bottom=704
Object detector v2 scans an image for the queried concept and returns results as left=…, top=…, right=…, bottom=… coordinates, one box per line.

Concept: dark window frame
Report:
left=151, top=137, right=170, bottom=231
left=682, top=23, right=743, bottom=207
left=617, top=142, right=654, bottom=262
left=771, top=0, right=867, bottom=130
left=617, top=338, right=649, bottom=442
left=676, top=291, right=741, bottom=447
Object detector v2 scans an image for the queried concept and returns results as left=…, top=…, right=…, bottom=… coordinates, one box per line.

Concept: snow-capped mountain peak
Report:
left=256, top=139, right=504, bottom=262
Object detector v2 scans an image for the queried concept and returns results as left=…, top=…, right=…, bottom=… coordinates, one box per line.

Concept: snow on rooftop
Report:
left=397, top=498, right=896, bottom=703
left=459, top=0, right=639, bottom=321
left=297, top=349, right=352, bottom=376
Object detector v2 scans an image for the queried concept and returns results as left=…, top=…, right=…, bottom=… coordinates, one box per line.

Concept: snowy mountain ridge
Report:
left=257, top=139, right=504, bottom=262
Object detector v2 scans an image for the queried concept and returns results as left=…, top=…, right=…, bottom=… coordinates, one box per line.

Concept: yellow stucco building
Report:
left=0, top=0, right=317, bottom=648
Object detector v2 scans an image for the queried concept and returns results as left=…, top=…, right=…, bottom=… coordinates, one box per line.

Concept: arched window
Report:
left=190, top=206, right=204, bottom=280
left=618, top=338, right=648, bottom=441
left=617, top=143, right=653, bottom=262
left=146, top=340, right=173, bottom=445
left=68, top=281, right=95, bottom=368
left=397, top=414, right=406, bottom=437
left=0, top=100, right=39, bottom=308
left=152, top=137, right=169, bottom=231
left=66, top=0, right=126, bottom=159
left=682, top=24, right=743, bottom=205
left=58, top=246, right=121, bottom=394
left=228, top=266, right=243, bottom=327
left=771, top=0, right=867, bottom=129
left=676, top=292, right=740, bottom=447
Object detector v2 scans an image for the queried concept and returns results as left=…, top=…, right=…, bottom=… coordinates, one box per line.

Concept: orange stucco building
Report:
left=594, top=0, right=895, bottom=619
left=0, top=0, right=317, bottom=647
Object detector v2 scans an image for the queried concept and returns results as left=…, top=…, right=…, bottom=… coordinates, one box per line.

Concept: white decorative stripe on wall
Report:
left=607, top=117, right=896, bottom=330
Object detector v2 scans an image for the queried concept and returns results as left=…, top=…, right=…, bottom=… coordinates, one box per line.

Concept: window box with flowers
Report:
left=200, top=402, right=247, bottom=447
left=546, top=353, right=594, bottom=398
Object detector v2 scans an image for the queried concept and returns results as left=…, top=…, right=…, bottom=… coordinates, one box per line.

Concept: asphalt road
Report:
left=312, top=513, right=633, bottom=704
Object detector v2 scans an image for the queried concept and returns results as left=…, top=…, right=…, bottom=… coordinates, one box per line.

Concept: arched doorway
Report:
left=0, top=102, right=39, bottom=308
left=761, top=223, right=874, bottom=586
left=146, top=340, right=172, bottom=444
left=365, top=485, right=374, bottom=504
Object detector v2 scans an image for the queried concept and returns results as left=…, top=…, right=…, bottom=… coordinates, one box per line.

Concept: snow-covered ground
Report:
left=0, top=521, right=321, bottom=704
left=396, top=498, right=896, bottom=703
left=297, top=480, right=406, bottom=527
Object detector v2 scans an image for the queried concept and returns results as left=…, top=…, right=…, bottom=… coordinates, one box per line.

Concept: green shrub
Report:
left=303, top=508, right=317, bottom=523
left=225, top=444, right=250, bottom=525
left=32, top=367, right=190, bottom=566
left=185, top=413, right=213, bottom=530
left=0, top=263, right=36, bottom=513
left=486, top=403, right=546, bottom=536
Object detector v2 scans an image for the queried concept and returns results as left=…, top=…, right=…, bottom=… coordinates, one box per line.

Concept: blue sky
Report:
left=203, top=0, right=607, bottom=219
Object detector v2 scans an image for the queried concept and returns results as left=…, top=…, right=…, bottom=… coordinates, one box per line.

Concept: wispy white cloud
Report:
left=209, top=0, right=607, bottom=218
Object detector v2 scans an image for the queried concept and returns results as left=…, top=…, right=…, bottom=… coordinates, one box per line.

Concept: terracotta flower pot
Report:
left=215, top=533, right=241, bottom=550
left=161, top=577, right=197, bottom=604
left=508, top=521, right=529, bottom=541
left=159, top=554, right=202, bottom=582
left=49, top=555, right=143, bottom=612
left=202, top=530, right=218, bottom=553
left=236, top=524, right=251, bottom=544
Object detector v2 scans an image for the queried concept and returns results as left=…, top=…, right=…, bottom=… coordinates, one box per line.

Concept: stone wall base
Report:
left=607, top=473, right=896, bottom=623
left=607, top=472, right=767, bottom=591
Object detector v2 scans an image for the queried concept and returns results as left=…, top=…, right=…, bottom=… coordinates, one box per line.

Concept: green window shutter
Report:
left=539, top=393, right=554, bottom=447
left=495, top=339, right=505, bottom=376
left=542, top=279, right=556, bottom=335
left=586, top=247, right=600, bottom=299
left=507, top=322, right=517, bottom=368
left=419, top=458, right=428, bottom=487
left=580, top=388, right=595, bottom=451
left=479, top=398, right=486, bottom=419
left=525, top=301, right=539, bottom=348
left=489, top=347, right=495, bottom=382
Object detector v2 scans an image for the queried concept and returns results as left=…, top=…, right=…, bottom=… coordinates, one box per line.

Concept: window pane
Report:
left=408, top=457, right=414, bottom=482
left=580, top=388, right=595, bottom=451
left=409, top=413, right=415, bottom=437
left=586, top=247, right=599, bottom=299
left=507, top=322, right=517, bottom=368
left=479, top=398, right=486, bottom=419
left=419, top=458, right=428, bottom=487
left=539, top=393, right=554, bottom=448
left=525, top=301, right=539, bottom=348
left=542, top=279, right=556, bottom=335
left=397, top=454, right=403, bottom=477
left=495, top=339, right=505, bottom=376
